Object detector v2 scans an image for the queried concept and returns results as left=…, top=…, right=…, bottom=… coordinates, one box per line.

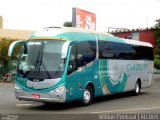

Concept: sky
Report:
left=0, top=0, right=160, bottom=32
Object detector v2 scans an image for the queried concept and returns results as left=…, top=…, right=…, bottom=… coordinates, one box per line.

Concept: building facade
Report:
left=112, top=28, right=155, bottom=47
left=0, top=28, right=34, bottom=40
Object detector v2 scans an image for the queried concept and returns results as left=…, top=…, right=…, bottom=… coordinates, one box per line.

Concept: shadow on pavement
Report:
left=25, top=91, right=148, bottom=111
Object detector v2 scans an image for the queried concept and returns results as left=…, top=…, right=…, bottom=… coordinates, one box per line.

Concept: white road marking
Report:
left=16, top=104, right=33, bottom=107
left=14, top=104, right=160, bottom=114
left=90, top=106, right=160, bottom=114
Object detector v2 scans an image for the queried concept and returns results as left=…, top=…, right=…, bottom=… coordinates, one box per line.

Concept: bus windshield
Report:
left=17, top=40, right=66, bottom=79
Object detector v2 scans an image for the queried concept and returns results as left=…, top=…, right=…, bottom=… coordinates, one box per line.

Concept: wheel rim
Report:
left=135, top=83, right=140, bottom=94
left=84, top=89, right=91, bottom=103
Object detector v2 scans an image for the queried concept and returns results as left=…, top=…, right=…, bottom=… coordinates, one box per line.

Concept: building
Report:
left=0, top=28, right=35, bottom=40
left=0, top=16, right=34, bottom=40
left=111, top=28, right=155, bottom=47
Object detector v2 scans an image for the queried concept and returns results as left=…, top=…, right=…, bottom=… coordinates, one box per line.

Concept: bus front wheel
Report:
left=82, top=86, right=93, bottom=105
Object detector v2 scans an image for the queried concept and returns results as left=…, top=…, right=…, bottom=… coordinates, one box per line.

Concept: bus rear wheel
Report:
left=82, top=86, right=93, bottom=106
left=134, top=81, right=141, bottom=95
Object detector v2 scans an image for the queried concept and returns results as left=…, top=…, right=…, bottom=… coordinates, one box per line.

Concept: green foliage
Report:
left=154, top=59, right=160, bottom=69
left=0, top=38, right=21, bottom=75
left=0, top=38, right=12, bottom=67
left=0, top=63, right=14, bottom=76
left=154, top=29, right=160, bottom=48
left=63, top=21, right=72, bottom=27
left=154, top=19, right=160, bottom=28
left=154, top=19, right=160, bottom=69
left=154, top=53, right=160, bottom=69
left=154, top=19, right=160, bottom=48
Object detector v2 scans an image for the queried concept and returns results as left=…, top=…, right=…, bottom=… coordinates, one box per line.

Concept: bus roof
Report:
left=28, top=27, right=153, bottom=48
left=30, top=27, right=113, bottom=37
left=28, top=27, right=112, bottom=41
left=123, top=38, right=153, bottom=47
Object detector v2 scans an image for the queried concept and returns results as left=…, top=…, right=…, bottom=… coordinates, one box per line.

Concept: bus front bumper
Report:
left=15, top=85, right=66, bottom=103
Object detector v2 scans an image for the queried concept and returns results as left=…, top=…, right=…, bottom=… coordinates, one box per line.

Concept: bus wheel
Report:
left=82, top=86, right=93, bottom=106
left=134, top=81, right=141, bottom=95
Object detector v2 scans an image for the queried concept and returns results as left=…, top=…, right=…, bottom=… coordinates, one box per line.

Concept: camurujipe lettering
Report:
left=127, top=64, right=147, bottom=72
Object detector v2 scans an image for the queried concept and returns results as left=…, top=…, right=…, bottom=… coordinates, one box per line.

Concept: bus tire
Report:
left=134, top=80, right=141, bottom=95
left=82, top=86, right=93, bottom=106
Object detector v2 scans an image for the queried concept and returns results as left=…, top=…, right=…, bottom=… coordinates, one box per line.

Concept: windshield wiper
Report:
left=35, top=41, right=44, bottom=71
left=35, top=49, right=41, bottom=71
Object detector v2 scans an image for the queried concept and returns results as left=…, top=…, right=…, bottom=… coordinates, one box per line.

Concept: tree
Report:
left=153, top=19, right=160, bottom=69
left=63, top=21, right=72, bottom=27
left=0, top=38, right=21, bottom=75
left=0, top=38, right=12, bottom=67
left=154, top=19, right=160, bottom=48
left=154, top=19, right=160, bottom=28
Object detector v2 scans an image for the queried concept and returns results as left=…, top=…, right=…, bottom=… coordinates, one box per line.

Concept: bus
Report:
left=8, top=27, right=154, bottom=105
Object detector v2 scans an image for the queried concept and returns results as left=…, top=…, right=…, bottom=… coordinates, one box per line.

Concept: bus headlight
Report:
left=15, top=84, right=22, bottom=90
left=53, top=86, right=65, bottom=93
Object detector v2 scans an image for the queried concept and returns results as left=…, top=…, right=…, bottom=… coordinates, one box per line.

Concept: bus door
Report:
left=66, top=41, right=97, bottom=101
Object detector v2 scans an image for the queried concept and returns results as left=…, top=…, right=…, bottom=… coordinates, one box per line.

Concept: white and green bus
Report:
left=9, top=27, right=154, bottom=105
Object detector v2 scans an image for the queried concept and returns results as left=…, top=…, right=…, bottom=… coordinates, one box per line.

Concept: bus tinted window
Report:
left=98, top=40, right=153, bottom=60
left=132, top=46, right=154, bottom=60
left=113, top=42, right=135, bottom=60
left=68, top=41, right=96, bottom=75
left=77, top=41, right=96, bottom=67
left=98, top=41, right=114, bottom=59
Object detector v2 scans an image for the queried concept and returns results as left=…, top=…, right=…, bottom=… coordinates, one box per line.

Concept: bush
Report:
left=154, top=59, right=160, bottom=69
left=0, top=61, right=16, bottom=78
left=0, top=38, right=20, bottom=79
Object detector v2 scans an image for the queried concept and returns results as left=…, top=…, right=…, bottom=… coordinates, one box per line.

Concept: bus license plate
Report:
left=32, top=94, right=40, bottom=99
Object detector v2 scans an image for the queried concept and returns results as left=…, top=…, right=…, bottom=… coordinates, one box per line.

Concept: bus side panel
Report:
left=99, top=59, right=128, bottom=95
left=125, top=60, right=153, bottom=90
left=65, top=60, right=104, bottom=102
left=99, top=59, right=153, bottom=95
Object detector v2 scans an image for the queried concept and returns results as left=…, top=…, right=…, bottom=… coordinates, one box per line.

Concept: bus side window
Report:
left=76, top=41, right=96, bottom=68
left=98, top=41, right=114, bottom=59
left=67, top=45, right=77, bottom=75
left=67, top=41, right=96, bottom=75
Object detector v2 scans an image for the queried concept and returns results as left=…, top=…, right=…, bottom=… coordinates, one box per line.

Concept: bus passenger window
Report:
left=98, top=41, right=114, bottom=59
left=76, top=41, right=96, bottom=68
left=67, top=41, right=96, bottom=75
left=67, top=45, right=76, bottom=75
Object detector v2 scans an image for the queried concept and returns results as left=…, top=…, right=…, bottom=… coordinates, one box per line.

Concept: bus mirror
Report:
left=8, top=40, right=25, bottom=57
left=61, top=41, right=70, bottom=59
